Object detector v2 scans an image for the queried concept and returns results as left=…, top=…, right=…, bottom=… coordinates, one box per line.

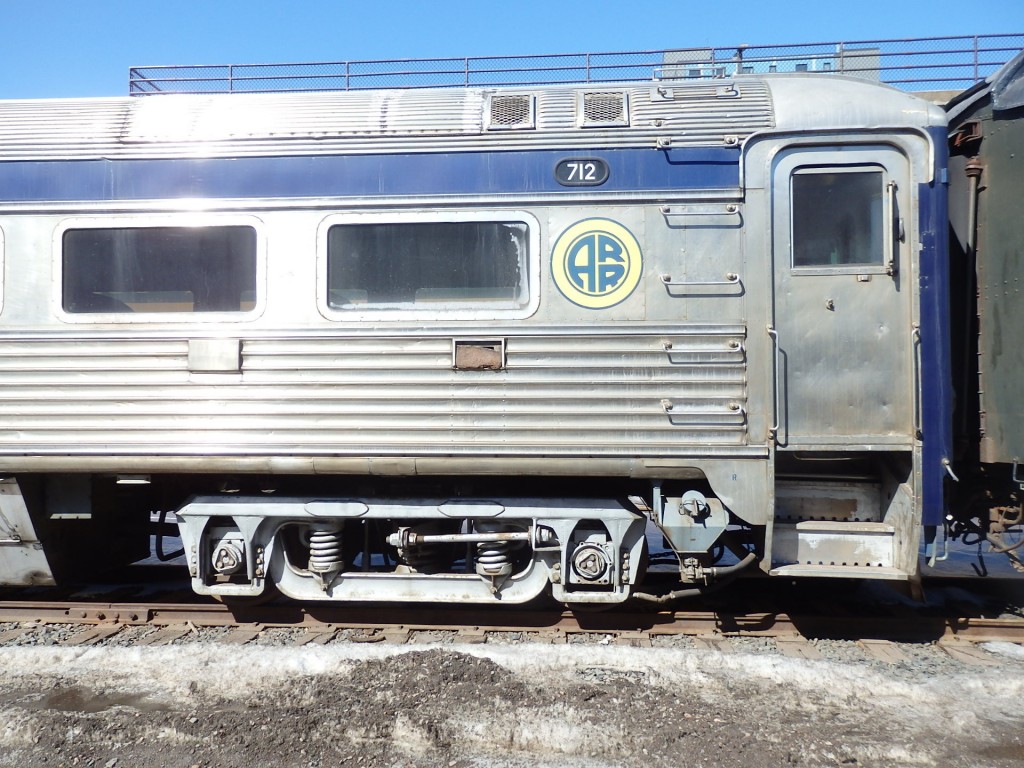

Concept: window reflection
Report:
left=63, top=226, right=257, bottom=313
left=327, top=221, right=528, bottom=309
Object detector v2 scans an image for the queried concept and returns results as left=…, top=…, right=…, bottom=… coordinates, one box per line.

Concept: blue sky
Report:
left=1, top=0, right=1021, bottom=99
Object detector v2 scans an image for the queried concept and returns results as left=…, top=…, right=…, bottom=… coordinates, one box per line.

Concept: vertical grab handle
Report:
left=912, top=324, right=922, bottom=439
left=767, top=325, right=780, bottom=441
left=887, top=180, right=903, bottom=276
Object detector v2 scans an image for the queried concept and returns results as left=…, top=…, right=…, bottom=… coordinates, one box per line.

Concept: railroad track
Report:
left=3, top=595, right=1024, bottom=656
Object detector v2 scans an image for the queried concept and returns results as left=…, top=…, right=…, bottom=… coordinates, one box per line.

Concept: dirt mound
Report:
left=0, top=643, right=1022, bottom=767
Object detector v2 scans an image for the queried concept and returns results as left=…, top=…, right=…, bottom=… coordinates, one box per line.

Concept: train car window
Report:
left=791, top=169, right=884, bottom=267
left=326, top=221, right=529, bottom=310
left=62, top=226, right=257, bottom=313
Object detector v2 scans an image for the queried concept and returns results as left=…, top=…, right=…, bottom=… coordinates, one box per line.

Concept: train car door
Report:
left=771, top=145, right=913, bottom=447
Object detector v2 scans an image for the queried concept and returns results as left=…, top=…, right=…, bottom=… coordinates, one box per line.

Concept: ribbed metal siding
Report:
left=0, top=82, right=774, bottom=160
left=0, top=329, right=747, bottom=458
left=124, top=90, right=488, bottom=140
left=632, top=82, right=774, bottom=143
left=0, top=99, right=132, bottom=155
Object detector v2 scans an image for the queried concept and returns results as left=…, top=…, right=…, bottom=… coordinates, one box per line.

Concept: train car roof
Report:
left=0, top=74, right=945, bottom=161
left=763, top=74, right=945, bottom=133
left=947, top=49, right=1024, bottom=121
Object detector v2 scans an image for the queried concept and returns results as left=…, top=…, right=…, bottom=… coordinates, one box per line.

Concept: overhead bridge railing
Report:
left=128, top=34, right=1024, bottom=96
left=127, top=55, right=679, bottom=94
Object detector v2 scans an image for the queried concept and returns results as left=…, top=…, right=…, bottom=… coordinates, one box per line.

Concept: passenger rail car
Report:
left=946, top=51, right=1024, bottom=566
left=0, top=71, right=954, bottom=604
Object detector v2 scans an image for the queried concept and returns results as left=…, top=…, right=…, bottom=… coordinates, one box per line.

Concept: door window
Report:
left=792, top=168, right=884, bottom=269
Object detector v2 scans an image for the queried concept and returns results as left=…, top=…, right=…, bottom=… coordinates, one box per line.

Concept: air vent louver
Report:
left=578, top=92, right=629, bottom=127
left=487, top=94, right=535, bottom=130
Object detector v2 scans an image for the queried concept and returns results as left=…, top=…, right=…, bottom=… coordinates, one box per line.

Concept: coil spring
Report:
left=474, top=521, right=519, bottom=578
left=476, top=539, right=513, bottom=577
left=402, top=544, right=446, bottom=573
left=308, top=524, right=344, bottom=574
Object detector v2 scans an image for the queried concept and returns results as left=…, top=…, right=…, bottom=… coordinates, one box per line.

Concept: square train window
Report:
left=792, top=170, right=883, bottom=268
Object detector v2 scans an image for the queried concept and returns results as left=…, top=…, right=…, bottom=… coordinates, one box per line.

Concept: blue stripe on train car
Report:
left=0, top=147, right=740, bottom=202
left=919, top=125, right=954, bottom=528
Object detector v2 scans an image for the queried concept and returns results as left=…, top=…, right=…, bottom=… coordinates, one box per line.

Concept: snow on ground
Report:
left=1, top=636, right=1023, bottom=767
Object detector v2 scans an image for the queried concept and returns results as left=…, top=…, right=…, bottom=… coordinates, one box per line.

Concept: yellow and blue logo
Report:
left=551, top=218, right=643, bottom=309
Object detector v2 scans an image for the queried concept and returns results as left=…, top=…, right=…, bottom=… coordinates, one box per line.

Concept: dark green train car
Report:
left=947, top=51, right=1024, bottom=557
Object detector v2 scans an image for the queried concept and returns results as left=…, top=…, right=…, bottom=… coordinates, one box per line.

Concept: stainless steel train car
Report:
left=0, top=69, right=955, bottom=605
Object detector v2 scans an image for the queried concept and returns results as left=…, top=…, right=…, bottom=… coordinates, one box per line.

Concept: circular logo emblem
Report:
left=551, top=219, right=643, bottom=309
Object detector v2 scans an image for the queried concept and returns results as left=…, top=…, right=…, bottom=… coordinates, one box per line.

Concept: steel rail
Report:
left=2, top=599, right=1023, bottom=645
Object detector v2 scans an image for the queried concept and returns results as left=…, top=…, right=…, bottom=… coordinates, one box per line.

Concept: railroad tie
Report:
left=293, top=629, right=337, bottom=646
left=456, top=628, right=488, bottom=644
left=613, top=631, right=651, bottom=648
left=938, top=638, right=1001, bottom=666
left=774, top=636, right=823, bottom=660
left=692, top=635, right=735, bottom=653
left=135, top=626, right=192, bottom=646
left=58, top=625, right=124, bottom=646
left=857, top=639, right=909, bottom=664
left=539, top=629, right=568, bottom=644
left=349, top=631, right=385, bottom=644
left=381, top=628, right=411, bottom=644
left=223, top=627, right=263, bottom=645
left=0, top=627, right=37, bottom=643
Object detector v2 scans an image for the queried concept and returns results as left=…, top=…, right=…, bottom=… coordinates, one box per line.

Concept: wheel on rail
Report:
left=211, top=585, right=280, bottom=608
left=563, top=600, right=619, bottom=614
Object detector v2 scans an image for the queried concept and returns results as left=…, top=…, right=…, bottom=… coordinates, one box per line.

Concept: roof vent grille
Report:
left=487, top=94, right=535, bottom=130
left=578, top=92, right=629, bottom=127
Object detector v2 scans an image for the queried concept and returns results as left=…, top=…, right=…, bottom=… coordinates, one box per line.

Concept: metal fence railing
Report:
left=128, top=34, right=1024, bottom=96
